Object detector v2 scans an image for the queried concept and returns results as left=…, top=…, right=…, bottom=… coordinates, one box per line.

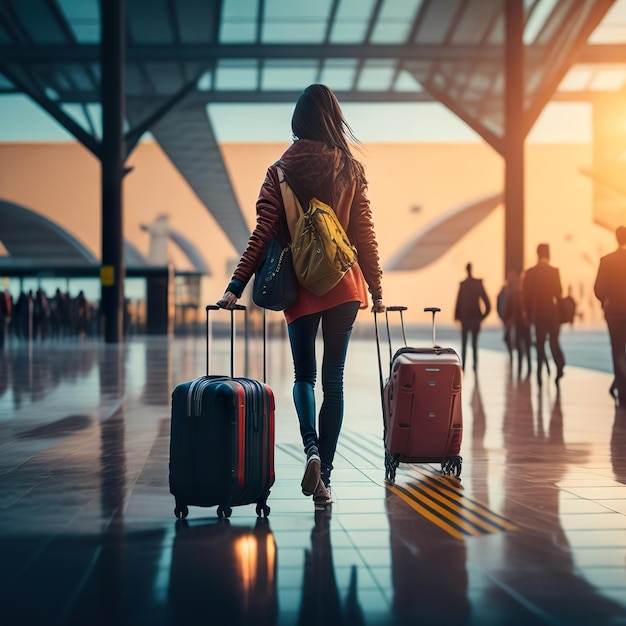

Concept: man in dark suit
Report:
left=523, top=243, right=565, bottom=388
left=454, top=263, right=491, bottom=371
left=594, top=226, right=626, bottom=408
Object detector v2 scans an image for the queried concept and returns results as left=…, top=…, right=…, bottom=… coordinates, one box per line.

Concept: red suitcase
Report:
left=375, top=306, right=463, bottom=482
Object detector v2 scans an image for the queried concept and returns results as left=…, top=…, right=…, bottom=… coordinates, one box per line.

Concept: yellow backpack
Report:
left=277, top=168, right=357, bottom=296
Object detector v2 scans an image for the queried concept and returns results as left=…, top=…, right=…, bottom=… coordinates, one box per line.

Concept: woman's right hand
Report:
left=216, top=291, right=238, bottom=310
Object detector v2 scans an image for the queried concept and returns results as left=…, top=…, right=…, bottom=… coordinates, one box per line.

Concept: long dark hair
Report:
left=291, top=84, right=360, bottom=160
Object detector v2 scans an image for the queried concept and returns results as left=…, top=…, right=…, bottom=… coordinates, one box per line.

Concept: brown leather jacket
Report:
left=228, top=139, right=383, bottom=302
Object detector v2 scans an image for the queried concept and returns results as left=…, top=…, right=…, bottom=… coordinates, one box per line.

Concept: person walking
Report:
left=594, top=225, right=626, bottom=408
left=523, top=243, right=565, bottom=388
left=217, top=84, right=385, bottom=509
left=497, top=270, right=532, bottom=379
left=454, top=263, right=491, bottom=371
left=0, top=287, right=11, bottom=351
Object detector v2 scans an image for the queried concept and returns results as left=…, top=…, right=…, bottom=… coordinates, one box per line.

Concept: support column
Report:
left=504, top=0, right=525, bottom=276
left=100, top=0, right=125, bottom=343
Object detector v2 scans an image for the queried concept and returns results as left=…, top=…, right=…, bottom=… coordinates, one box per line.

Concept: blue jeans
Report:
left=287, top=301, right=360, bottom=483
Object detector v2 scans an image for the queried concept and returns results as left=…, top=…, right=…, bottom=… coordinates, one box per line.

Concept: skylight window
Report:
left=262, top=0, right=332, bottom=43
left=329, top=0, right=376, bottom=44
left=56, top=0, right=101, bottom=43
left=220, top=0, right=258, bottom=43
left=357, top=61, right=396, bottom=91
left=371, top=0, right=423, bottom=44
left=261, top=61, right=318, bottom=90
left=319, top=60, right=358, bottom=91
left=215, top=61, right=258, bottom=91
left=523, top=0, right=558, bottom=44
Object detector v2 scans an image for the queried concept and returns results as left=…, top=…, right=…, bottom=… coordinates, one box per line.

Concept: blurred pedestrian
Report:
left=498, top=270, right=532, bottom=378
left=594, top=225, right=626, bottom=408
left=0, top=287, right=11, bottom=350
left=523, top=243, right=565, bottom=388
left=454, top=262, right=491, bottom=371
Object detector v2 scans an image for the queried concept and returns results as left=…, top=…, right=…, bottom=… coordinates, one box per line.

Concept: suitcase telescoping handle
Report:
left=373, top=306, right=407, bottom=410
left=373, top=306, right=442, bottom=405
left=424, top=307, right=441, bottom=348
left=206, top=304, right=247, bottom=378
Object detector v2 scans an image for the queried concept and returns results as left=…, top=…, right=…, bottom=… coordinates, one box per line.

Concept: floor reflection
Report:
left=492, top=377, right=625, bottom=623
left=298, top=510, right=365, bottom=626
left=168, top=517, right=277, bottom=626
left=385, top=489, right=469, bottom=624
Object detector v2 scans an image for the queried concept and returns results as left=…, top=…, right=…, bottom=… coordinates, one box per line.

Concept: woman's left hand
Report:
left=371, top=298, right=385, bottom=313
left=216, top=291, right=238, bottom=310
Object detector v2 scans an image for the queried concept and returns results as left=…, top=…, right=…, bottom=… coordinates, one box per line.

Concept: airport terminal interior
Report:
left=2, top=0, right=626, bottom=624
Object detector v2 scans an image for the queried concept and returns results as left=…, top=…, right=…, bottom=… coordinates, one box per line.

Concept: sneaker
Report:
left=325, top=483, right=337, bottom=504
left=313, top=479, right=332, bottom=510
left=301, top=447, right=321, bottom=496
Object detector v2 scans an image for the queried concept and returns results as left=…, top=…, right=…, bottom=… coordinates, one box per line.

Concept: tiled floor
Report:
left=1, top=317, right=625, bottom=625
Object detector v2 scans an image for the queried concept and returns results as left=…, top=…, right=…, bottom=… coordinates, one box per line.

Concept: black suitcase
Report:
left=169, top=304, right=275, bottom=519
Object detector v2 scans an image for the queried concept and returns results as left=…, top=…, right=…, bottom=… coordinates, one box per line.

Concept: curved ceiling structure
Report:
left=0, top=199, right=98, bottom=267
left=385, top=193, right=504, bottom=271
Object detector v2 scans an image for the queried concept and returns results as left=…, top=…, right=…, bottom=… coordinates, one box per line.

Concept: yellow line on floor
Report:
left=401, top=468, right=519, bottom=532
left=387, top=484, right=467, bottom=540
left=387, top=478, right=519, bottom=538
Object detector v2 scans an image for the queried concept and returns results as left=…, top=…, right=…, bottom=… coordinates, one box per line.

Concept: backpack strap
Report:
left=275, top=165, right=304, bottom=242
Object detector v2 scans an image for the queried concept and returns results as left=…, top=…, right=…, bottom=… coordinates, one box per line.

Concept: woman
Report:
left=217, top=84, right=385, bottom=509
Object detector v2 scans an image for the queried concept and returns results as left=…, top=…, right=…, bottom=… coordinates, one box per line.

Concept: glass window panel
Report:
left=357, top=61, right=396, bottom=91
left=126, top=0, right=174, bottom=44
left=414, top=0, right=462, bottom=44
left=144, top=63, right=185, bottom=95
left=589, top=0, right=626, bottom=43
left=66, top=65, right=96, bottom=91
left=319, top=59, right=358, bottom=90
left=330, top=0, right=376, bottom=44
left=262, top=61, right=318, bottom=90
left=220, top=0, right=258, bottom=43
left=86, top=103, right=102, bottom=139
left=56, top=0, right=100, bottom=43
left=523, top=0, right=558, bottom=44
left=175, top=0, right=217, bottom=44
left=451, top=0, right=500, bottom=44
left=394, top=70, right=423, bottom=92
left=403, top=59, right=432, bottom=82
left=589, top=69, right=626, bottom=91
left=11, top=1, right=68, bottom=44
left=558, top=67, right=593, bottom=91
left=125, top=64, right=146, bottom=96
left=60, top=104, right=91, bottom=133
left=487, top=14, right=505, bottom=45
left=196, top=71, right=213, bottom=91
left=262, top=20, right=327, bottom=43
left=263, top=0, right=332, bottom=43
left=371, top=23, right=411, bottom=44
left=215, top=60, right=258, bottom=90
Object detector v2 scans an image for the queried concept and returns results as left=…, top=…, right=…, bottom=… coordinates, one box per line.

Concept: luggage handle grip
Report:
left=206, top=304, right=248, bottom=378
left=424, top=307, right=440, bottom=347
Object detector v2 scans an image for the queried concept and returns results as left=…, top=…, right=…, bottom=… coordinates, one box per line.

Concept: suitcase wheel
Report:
left=217, top=505, right=232, bottom=519
left=256, top=502, right=271, bottom=517
left=174, top=503, right=189, bottom=519
left=441, top=455, right=463, bottom=478
left=385, top=449, right=399, bottom=484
